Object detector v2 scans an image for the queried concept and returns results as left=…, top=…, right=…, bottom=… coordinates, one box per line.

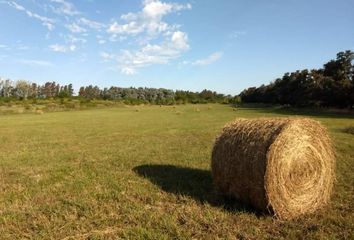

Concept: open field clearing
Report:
left=0, top=104, right=353, bottom=239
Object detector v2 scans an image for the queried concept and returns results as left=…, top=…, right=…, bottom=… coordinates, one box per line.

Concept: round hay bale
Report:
left=211, top=118, right=335, bottom=219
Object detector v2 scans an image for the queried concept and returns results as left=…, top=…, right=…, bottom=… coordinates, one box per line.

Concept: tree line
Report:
left=0, top=78, right=234, bottom=105
left=3, top=50, right=351, bottom=108
left=240, top=50, right=354, bottom=108
left=0, top=80, right=74, bottom=99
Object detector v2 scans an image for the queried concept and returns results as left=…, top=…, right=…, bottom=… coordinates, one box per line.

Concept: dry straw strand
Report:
left=211, top=118, right=335, bottom=219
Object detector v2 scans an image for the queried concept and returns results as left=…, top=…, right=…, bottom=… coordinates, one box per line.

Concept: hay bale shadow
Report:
left=133, top=164, right=259, bottom=215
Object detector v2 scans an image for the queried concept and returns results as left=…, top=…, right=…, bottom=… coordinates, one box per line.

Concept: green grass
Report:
left=0, top=104, right=353, bottom=239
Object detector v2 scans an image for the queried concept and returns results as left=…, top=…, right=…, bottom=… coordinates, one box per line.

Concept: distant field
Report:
left=0, top=104, right=353, bottom=239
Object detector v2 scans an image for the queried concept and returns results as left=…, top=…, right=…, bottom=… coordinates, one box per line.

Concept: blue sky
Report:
left=0, top=0, right=353, bottom=95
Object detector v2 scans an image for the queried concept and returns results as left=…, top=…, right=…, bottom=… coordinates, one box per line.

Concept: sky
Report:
left=0, top=0, right=353, bottom=95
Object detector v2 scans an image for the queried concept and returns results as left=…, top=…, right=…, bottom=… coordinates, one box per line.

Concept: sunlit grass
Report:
left=0, top=104, right=353, bottom=239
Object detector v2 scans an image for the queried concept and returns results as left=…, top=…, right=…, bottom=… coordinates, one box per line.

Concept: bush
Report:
left=64, top=102, right=77, bottom=109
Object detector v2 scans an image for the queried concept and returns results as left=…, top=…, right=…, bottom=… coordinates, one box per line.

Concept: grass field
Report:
left=0, top=104, right=353, bottom=239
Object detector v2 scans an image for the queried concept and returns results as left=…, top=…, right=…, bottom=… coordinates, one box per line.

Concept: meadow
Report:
left=0, top=104, right=353, bottom=239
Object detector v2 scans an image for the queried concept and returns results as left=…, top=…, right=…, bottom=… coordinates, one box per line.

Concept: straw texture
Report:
left=211, top=118, right=335, bottom=219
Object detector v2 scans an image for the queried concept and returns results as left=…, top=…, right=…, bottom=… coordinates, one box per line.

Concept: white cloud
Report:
left=121, top=67, right=137, bottom=75
left=100, top=51, right=117, bottom=61
left=142, top=0, right=191, bottom=19
left=49, top=44, right=66, bottom=52
left=69, top=45, right=76, bottom=51
left=143, top=0, right=174, bottom=19
left=79, top=17, right=105, bottom=30
left=5, top=1, right=55, bottom=30
left=121, top=12, right=138, bottom=21
left=25, top=11, right=55, bottom=30
left=108, top=35, right=127, bottom=42
left=67, top=35, right=86, bottom=44
left=3, top=0, right=107, bottom=40
left=18, top=59, right=53, bottom=67
left=49, top=44, right=76, bottom=52
left=49, top=34, right=86, bottom=53
left=5, top=1, right=25, bottom=10
left=107, top=0, right=191, bottom=37
left=108, top=21, right=145, bottom=35
left=107, top=31, right=189, bottom=74
left=5, top=0, right=192, bottom=72
left=66, top=23, right=87, bottom=33
left=103, top=0, right=192, bottom=74
left=191, top=52, right=223, bottom=66
left=50, top=0, right=80, bottom=16
left=171, top=31, right=189, bottom=50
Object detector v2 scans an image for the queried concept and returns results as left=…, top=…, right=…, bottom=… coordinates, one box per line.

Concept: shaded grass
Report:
left=0, top=104, right=353, bottom=239
left=343, top=126, right=354, bottom=135
left=133, top=164, right=214, bottom=204
left=133, top=164, right=256, bottom=215
left=243, top=105, right=354, bottom=119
